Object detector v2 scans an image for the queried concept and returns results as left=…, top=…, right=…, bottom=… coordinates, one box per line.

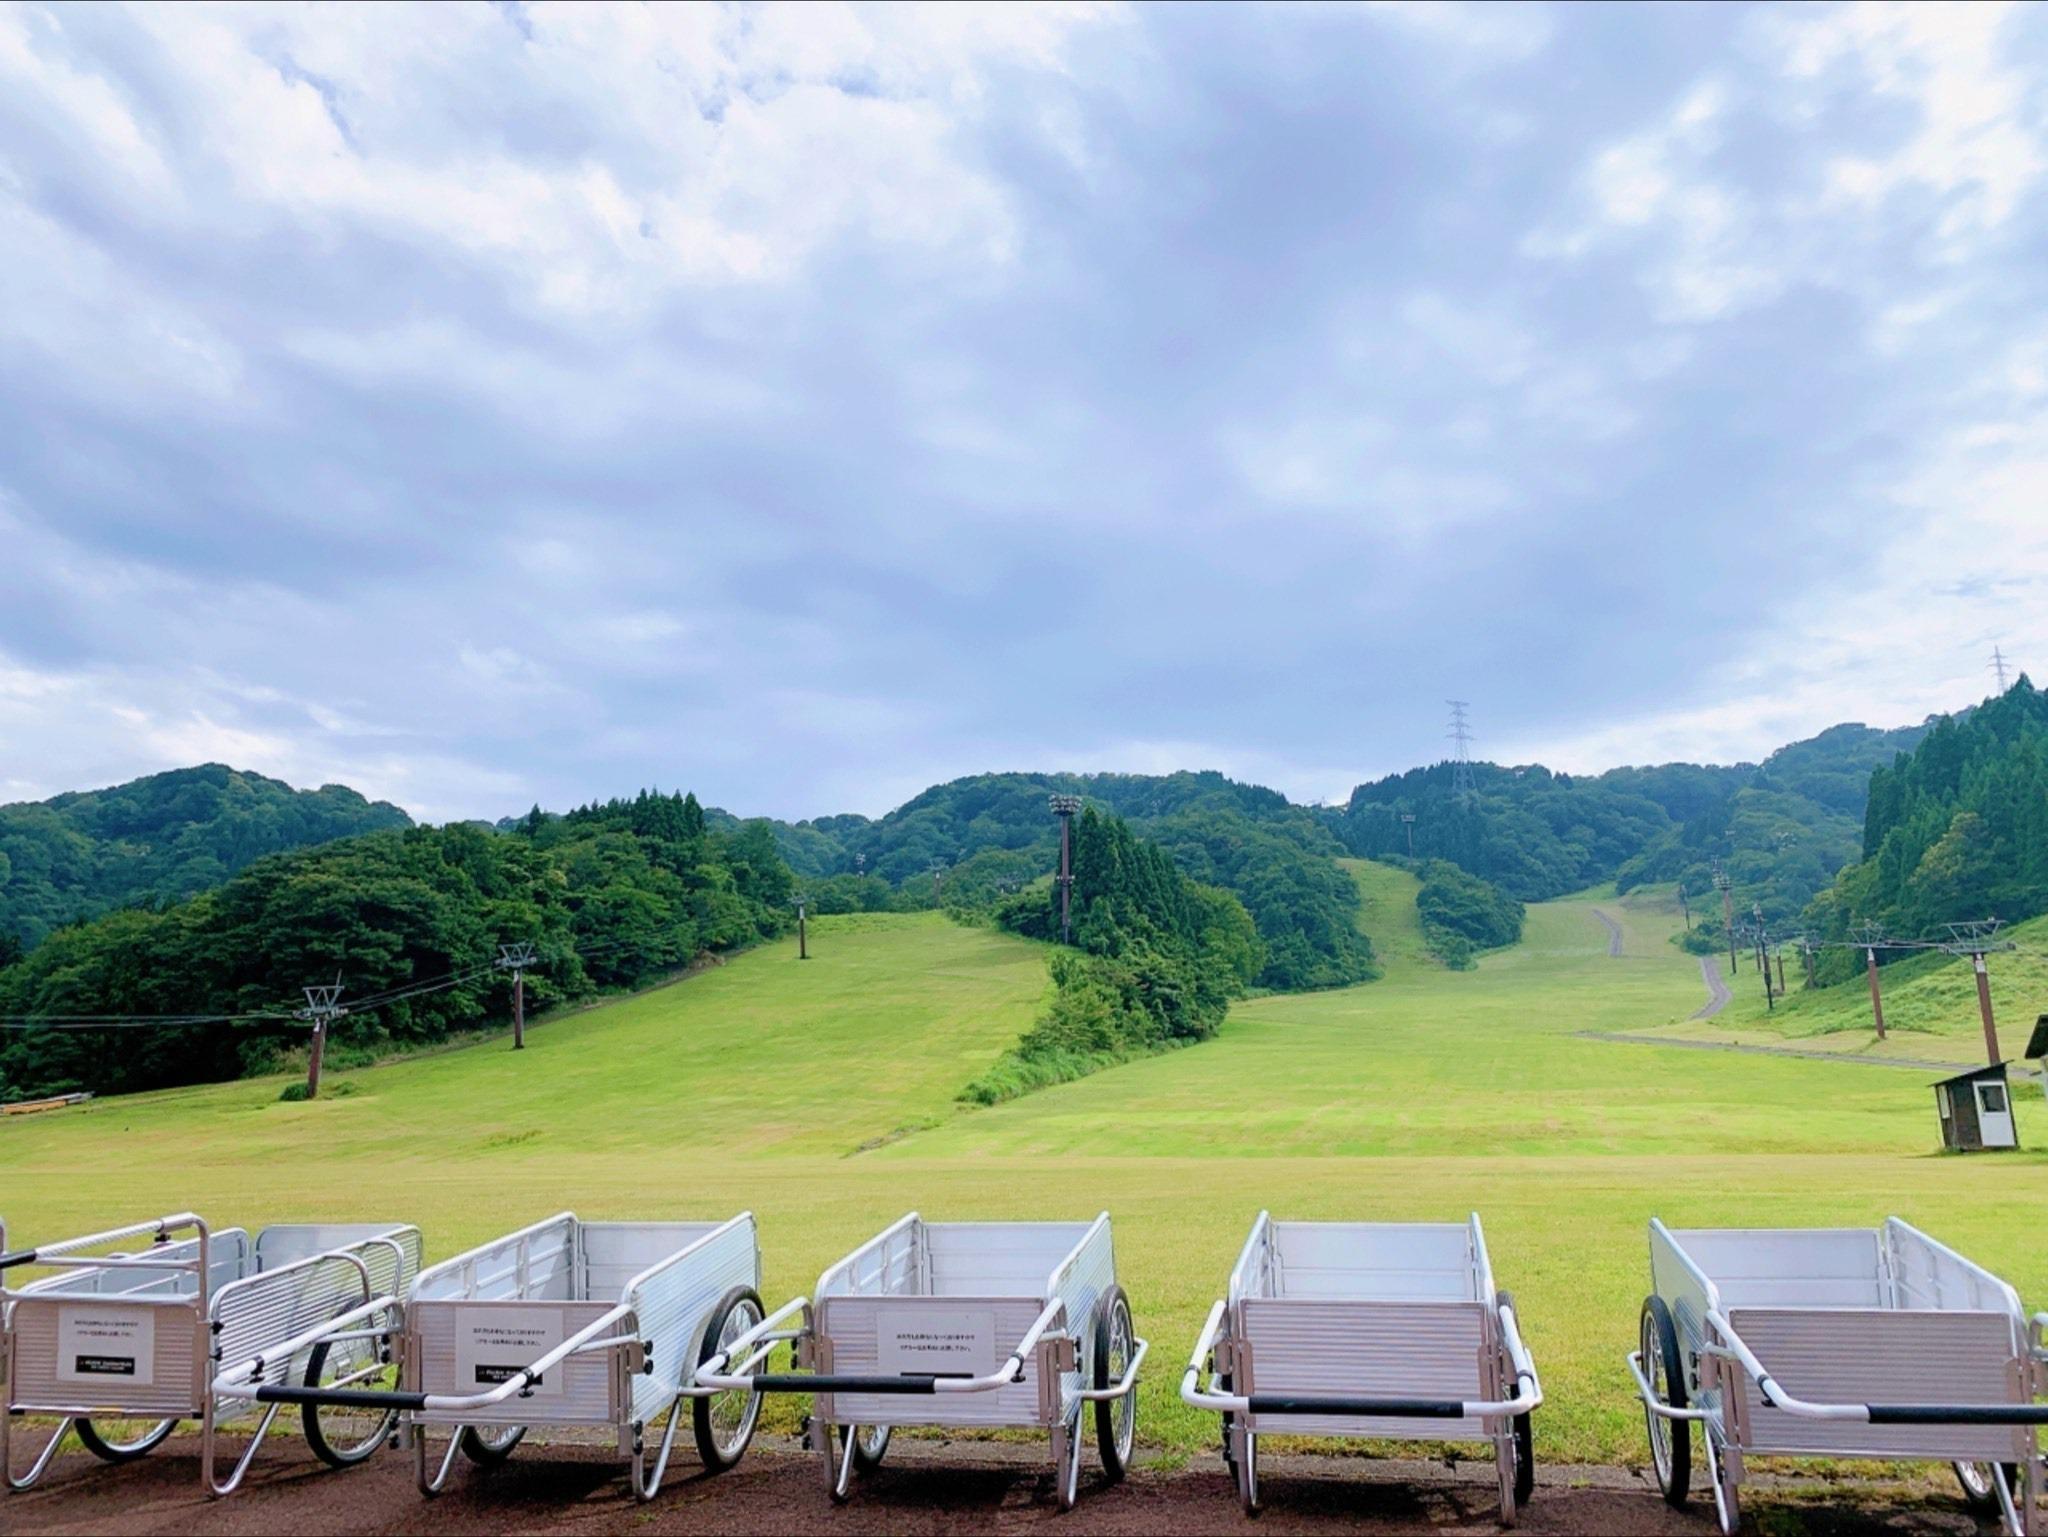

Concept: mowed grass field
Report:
left=4, top=868, right=2043, bottom=1468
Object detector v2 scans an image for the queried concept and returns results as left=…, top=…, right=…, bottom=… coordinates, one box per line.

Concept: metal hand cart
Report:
left=284, top=1211, right=765, bottom=1501
left=1629, top=1217, right=2048, bottom=1535
left=697, top=1211, right=1146, bottom=1509
left=2, top=1211, right=421, bottom=1496
left=1181, top=1212, right=1542, bottom=1522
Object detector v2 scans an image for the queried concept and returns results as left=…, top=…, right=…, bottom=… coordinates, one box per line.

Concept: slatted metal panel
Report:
left=1049, top=1219, right=1115, bottom=1414
left=1268, top=1222, right=1478, bottom=1302
left=213, top=1251, right=380, bottom=1413
left=7, top=1296, right=203, bottom=1415
left=926, top=1223, right=1088, bottom=1297
left=617, top=1219, right=757, bottom=1424
left=1886, top=1220, right=2024, bottom=1332
left=1731, top=1306, right=2026, bottom=1461
left=817, top=1296, right=1050, bottom=1427
left=412, top=1298, right=617, bottom=1426
left=413, top=1215, right=576, bottom=1304
left=1239, top=1297, right=1493, bottom=1440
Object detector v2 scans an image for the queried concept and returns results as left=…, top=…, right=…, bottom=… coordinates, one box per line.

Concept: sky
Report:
left=4, top=1, right=2048, bottom=824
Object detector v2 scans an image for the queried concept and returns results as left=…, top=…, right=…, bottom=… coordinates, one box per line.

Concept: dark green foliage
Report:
left=0, top=793, right=790, bottom=1101
left=1337, top=721, right=1928, bottom=915
left=736, top=771, right=1376, bottom=992
left=1802, top=681, right=2048, bottom=978
left=0, top=764, right=410, bottom=952
left=1414, top=860, right=1524, bottom=969
left=964, top=811, right=1264, bottom=1104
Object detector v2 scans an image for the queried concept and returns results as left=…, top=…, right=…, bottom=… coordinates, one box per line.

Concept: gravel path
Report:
left=1, top=1433, right=2009, bottom=1536
left=1591, top=908, right=1623, bottom=957
left=1690, top=956, right=1732, bottom=1019
left=1576, top=1031, right=1971, bottom=1073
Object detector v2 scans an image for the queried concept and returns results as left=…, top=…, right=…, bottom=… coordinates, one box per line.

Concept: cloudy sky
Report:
left=4, top=2, right=2047, bottom=822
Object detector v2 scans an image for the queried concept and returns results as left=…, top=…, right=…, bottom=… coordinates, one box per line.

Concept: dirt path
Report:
left=1690, top=955, right=1732, bottom=1019
left=1576, top=1031, right=1970, bottom=1073
left=2, top=1434, right=2009, bottom=1536
left=1591, top=908, right=1623, bottom=957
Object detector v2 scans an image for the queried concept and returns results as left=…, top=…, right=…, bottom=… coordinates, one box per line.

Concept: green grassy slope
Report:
left=5, top=877, right=2042, bottom=1469
left=1654, top=912, right=2048, bottom=1065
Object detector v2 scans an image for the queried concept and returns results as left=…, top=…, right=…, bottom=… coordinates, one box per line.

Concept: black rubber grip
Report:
left=0, top=1249, right=37, bottom=1270
left=750, top=1373, right=938, bottom=1395
left=1247, top=1394, right=1469, bottom=1418
left=1867, top=1403, right=2048, bottom=1425
left=253, top=1384, right=429, bottom=1410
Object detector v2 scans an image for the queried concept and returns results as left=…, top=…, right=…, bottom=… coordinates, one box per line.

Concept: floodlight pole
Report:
left=497, top=942, right=536, bottom=1049
left=1049, top=794, right=1082, bottom=945
left=295, top=980, right=347, bottom=1099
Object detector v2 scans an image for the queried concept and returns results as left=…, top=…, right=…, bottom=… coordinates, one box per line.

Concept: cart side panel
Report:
left=413, top=1216, right=577, bottom=1304
left=253, top=1224, right=421, bottom=1286
left=815, top=1294, right=1049, bottom=1427
left=1884, top=1221, right=2023, bottom=1328
left=1731, top=1306, right=2028, bottom=1461
left=581, top=1223, right=722, bottom=1301
left=817, top=1216, right=920, bottom=1301
left=1238, top=1297, right=1494, bottom=1440
left=926, top=1223, right=1090, bottom=1298
left=1651, top=1225, right=1720, bottom=1418
left=410, top=1297, right=617, bottom=1426
left=1048, top=1218, right=1115, bottom=1415
left=7, top=1295, right=202, bottom=1415
left=1269, top=1223, right=1477, bottom=1301
left=1671, top=1229, right=1883, bottom=1307
left=15, top=1230, right=250, bottom=1303
left=621, top=1220, right=758, bottom=1423
left=214, top=1249, right=391, bottom=1411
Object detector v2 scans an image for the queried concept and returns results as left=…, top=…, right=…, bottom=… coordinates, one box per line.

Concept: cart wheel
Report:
left=302, top=1336, right=400, bottom=1468
left=1238, top=1429, right=1260, bottom=1517
left=459, top=1423, right=526, bottom=1465
left=1953, top=1460, right=2020, bottom=1514
left=1508, top=1381, right=1534, bottom=1507
left=1092, top=1284, right=1136, bottom=1481
left=74, top=1416, right=177, bottom=1463
left=836, top=1423, right=891, bottom=1473
left=1218, top=1367, right=1237, bottom=1473
left=693, top=1285, right=765, bottom=1472
left=1639, top=1295, right=1690, bottom=1506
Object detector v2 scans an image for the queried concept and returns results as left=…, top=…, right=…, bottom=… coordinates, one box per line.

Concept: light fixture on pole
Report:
left=1049, top=794, right=1083, bottom=945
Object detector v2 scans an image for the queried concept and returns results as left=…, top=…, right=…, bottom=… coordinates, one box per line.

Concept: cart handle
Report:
left=1, top=1213, right=210, bottom=1281
left=691, top=1295, right=812, bottom=1389
left=1706, top=1306, right=2048, bottom=1425
left=1179, top=1299, right=1540, bottom=1419
left=1625, top=1349, right=1714, bottom=1423
left=1075, top=1337, right=1150, bottom=1402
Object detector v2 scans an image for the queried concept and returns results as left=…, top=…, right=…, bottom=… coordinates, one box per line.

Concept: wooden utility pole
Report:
left=793, top=894, right=809, bottom=961
left=1971, top=952, right=2001, bottom=1064
left=497, top=942, right=536, bottom=1049
left=296, top=980, right=347, bottom=1099
left=1678, top=883, right=1691, bottom=930
left=1864, top=943, right=1887, bottom=1040
left=1775, top=949, right=1787, bottom=996
left=1715, top=868, right=1736, bottom=976
left=1802, top=939, right=1817, bottom=990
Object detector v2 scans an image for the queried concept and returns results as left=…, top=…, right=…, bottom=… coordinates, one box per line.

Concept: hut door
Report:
left=1973, top=1080, right=2016, bottom=1148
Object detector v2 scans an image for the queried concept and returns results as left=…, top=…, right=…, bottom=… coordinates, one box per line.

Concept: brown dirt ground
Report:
left=3, top=1432, right=2016, bottom=1536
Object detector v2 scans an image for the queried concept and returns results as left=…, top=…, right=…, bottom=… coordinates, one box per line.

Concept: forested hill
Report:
left=0, top=765, right=410, bottom=954
left=1803, top=679, right=2048, bottom=975
left=750, top=771, right=1378, bottom=991
left=1334, top=720, right=1929, bottom=925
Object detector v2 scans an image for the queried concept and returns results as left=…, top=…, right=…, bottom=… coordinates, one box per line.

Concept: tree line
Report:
left=0, top=791, right=792, bottom=1101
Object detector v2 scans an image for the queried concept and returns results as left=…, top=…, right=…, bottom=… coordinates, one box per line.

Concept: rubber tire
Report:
left=1640, top=1295, right=1690, bottom=1507
left=302, top=1338, right=399, bottom=1469
left=837, top=1423, right=891, bottom=1473
left=692, top=1285, right=765, bottom=1472
left=460, top=1424, right=526, bottom=1465
left=74, top=1416, right=177, bottom=1463
left=1093, top=1284, right=1135, bottom=1482
left=1498, top=1291, right=1533, bottom=1508
left=1954, top=1460, right=2022, bottom=1514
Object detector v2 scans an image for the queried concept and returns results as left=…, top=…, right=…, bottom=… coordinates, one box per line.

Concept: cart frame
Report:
left=264, top=1210, right=766, bottom=1501
left=2, top=1212, right=421, bottom=1496
left=696, top=1211, right=1147, bottom=1509
left=1180, top=1211, right=1541, bottom=1522
left=1628, top=1217, right=2048, bottom=1536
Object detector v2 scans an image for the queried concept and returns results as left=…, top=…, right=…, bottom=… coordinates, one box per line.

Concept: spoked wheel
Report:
left=1954, top=1460, right=2020, bottom=1514
left=837, top=1423, right=891, bottom=1473
left=302, top=1334, right=401, bottom=1468
left=1507, top=1383, right=1535, bottom=1506
left=74, top=1416, right=178, bottom=1463
left=1237, top=1428, right=1260, bottom=1517
left=460, top=1423, right=526, bottom=1465
left=1093, top=1284, right=1135, bottom=1481
left=693, top=1285, right=765, bottom=1472
left=1639, top=1295, right=1691, bottom=1506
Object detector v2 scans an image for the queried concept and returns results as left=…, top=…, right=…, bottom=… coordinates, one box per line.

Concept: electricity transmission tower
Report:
left=1990, top=645, right=2013, bottom=694
left=1446, top=701, right=1477, bottom=799
left=1049, top=794, right=1082, bottom=944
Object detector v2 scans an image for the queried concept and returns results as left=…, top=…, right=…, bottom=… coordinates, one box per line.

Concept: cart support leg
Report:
left=4, top=1416, right=76, bottom=1492
left=1494, top=1420, right=1518, bottom=1528
left=415, top=1425, right=463, bottom=1496
left=205, top=1399, right=282, bottom=1498
left=1053, top=1410, right=1083, bottom=1511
